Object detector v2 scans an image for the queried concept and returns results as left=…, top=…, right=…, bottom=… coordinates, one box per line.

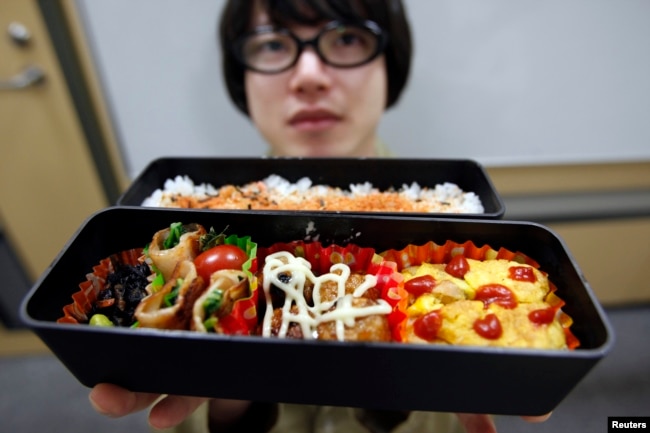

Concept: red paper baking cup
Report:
left=58, top=248, right=144, bottom=324
left=258, top=240, right=377, bottom=275
left=380, top=240, right=540, bottom=270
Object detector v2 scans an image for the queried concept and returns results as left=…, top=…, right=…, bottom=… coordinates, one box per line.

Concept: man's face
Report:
left=244, top=10, right=388, bottom=157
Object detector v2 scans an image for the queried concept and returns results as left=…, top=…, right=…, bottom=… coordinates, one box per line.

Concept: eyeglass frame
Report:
left=231, top=20, right=389, bottom=74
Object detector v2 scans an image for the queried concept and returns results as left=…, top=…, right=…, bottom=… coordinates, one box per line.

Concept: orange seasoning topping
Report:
left=143, top=176, right=485, bottom=214
left=181, top=188, right=457, bottom=212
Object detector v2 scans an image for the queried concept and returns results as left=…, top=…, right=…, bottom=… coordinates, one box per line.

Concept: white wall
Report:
left=76, top=0, right=650, bottom=180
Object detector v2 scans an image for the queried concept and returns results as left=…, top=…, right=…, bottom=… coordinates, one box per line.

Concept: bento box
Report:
left=20, top=207, right=613, bottom=416
left=116, top=157, right=505, bottom=219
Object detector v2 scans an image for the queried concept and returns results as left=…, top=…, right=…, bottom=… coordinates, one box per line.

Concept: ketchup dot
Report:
left=445, top=255, right=470, bottom=278
left=509, top=266, right=537, bottom=282
left=475, top=284, right=517, bottom=309
left=529, top=307, right=556, bottom=325
left=473, top=313, right=503, bottom=339
left=404, top=275, right=436, bottom=297
left=413, top=310, right=443, bottom=341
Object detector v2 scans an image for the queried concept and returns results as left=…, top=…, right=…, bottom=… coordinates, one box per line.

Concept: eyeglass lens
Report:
left=240, top=24, right=380, bottom=73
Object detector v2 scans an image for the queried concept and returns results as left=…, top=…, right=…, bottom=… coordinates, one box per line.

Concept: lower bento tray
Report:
left=20, top=207, right=613, bottom=415
left=116, top=157, right=505, bottom=219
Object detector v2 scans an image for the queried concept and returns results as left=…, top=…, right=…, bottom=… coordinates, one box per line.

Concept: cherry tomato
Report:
left=445, top=254, right=469, bottom=278
left=194, top=244, right=248, bottom=282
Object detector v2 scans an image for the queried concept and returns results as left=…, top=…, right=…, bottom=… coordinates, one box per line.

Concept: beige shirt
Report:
left=267, top=137, right=394, bottom=158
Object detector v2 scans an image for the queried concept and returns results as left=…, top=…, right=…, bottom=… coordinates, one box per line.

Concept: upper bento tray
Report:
left=116, top=157, right=505, bottom=219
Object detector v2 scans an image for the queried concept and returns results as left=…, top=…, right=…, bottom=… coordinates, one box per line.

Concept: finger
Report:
left=456, top=413, right=497, bottom=433
left=148, top=394, right=209, bottom=430
left=89, top=383, right=160, bottom=418
left=521, top=412, right=552, bottom=423
left=208, top=398, right=252, bottom=424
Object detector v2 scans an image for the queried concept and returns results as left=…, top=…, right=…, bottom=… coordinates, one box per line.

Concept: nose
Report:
left=288, top=47, right=332, bottom=95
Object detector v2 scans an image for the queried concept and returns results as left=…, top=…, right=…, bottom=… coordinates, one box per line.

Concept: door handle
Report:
left=0, top=65, right=46, bottom=90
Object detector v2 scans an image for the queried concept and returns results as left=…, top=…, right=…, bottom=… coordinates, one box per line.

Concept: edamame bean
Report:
left=89, top=314, right=114, bottom=327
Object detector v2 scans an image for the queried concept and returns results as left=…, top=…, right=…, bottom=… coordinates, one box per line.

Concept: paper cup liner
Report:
left=218, top=234, right=259, bottom=334
left=366, top=258, right=408, bottom=341
left=380, top=240, right=540, bottom=270
left=58, top=248, right=145, bottom=324
left=257, top=240, right=377, bottom=275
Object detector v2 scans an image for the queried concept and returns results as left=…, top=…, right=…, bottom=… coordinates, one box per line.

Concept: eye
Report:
left=258, top=37, right=290, bottom=53
left=246, top=34, right=292, bottom=55
left=321, top=26, right=376, bottom=54
left=319, top=25, right=378, bottom=65
left=333, top=29, right=365, bottom=47
left=239, top=30, right=298, bottom=71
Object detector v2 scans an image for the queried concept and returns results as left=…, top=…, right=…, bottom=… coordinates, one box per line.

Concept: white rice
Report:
left=140, top=174, right=484, bottom=214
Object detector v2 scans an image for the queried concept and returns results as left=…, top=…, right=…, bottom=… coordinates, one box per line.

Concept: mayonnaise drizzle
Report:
left=261, top=251, right=391, bottom=341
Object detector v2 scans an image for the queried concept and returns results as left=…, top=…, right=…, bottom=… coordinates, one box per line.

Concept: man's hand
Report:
left=89, top=383, right=209, bottom=430
left=89, top=383, right=551, bottom=432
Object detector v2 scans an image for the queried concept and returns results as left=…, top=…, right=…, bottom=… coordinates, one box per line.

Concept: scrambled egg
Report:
left=464, top=259, right=549, bottom=304
left=434, top=301, right=567, bottom=349
left=403, top=263, right=474, bottom=300
left=402, top=258, right=568, bottom=349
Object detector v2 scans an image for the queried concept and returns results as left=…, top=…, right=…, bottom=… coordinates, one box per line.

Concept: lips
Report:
left=288, top=109, right=341, bottom=132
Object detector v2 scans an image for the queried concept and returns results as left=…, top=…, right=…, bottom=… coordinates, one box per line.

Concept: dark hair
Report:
left=219, top=0, right=412, bottom=116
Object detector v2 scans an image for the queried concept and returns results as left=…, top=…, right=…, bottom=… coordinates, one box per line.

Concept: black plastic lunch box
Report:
left=20, top=207, right=613, bottom=416
left=116, top=157, right=505, bottom=219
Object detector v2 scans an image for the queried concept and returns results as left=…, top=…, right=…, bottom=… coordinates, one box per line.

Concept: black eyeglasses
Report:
left=232, top=20, right=387, bottom=74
